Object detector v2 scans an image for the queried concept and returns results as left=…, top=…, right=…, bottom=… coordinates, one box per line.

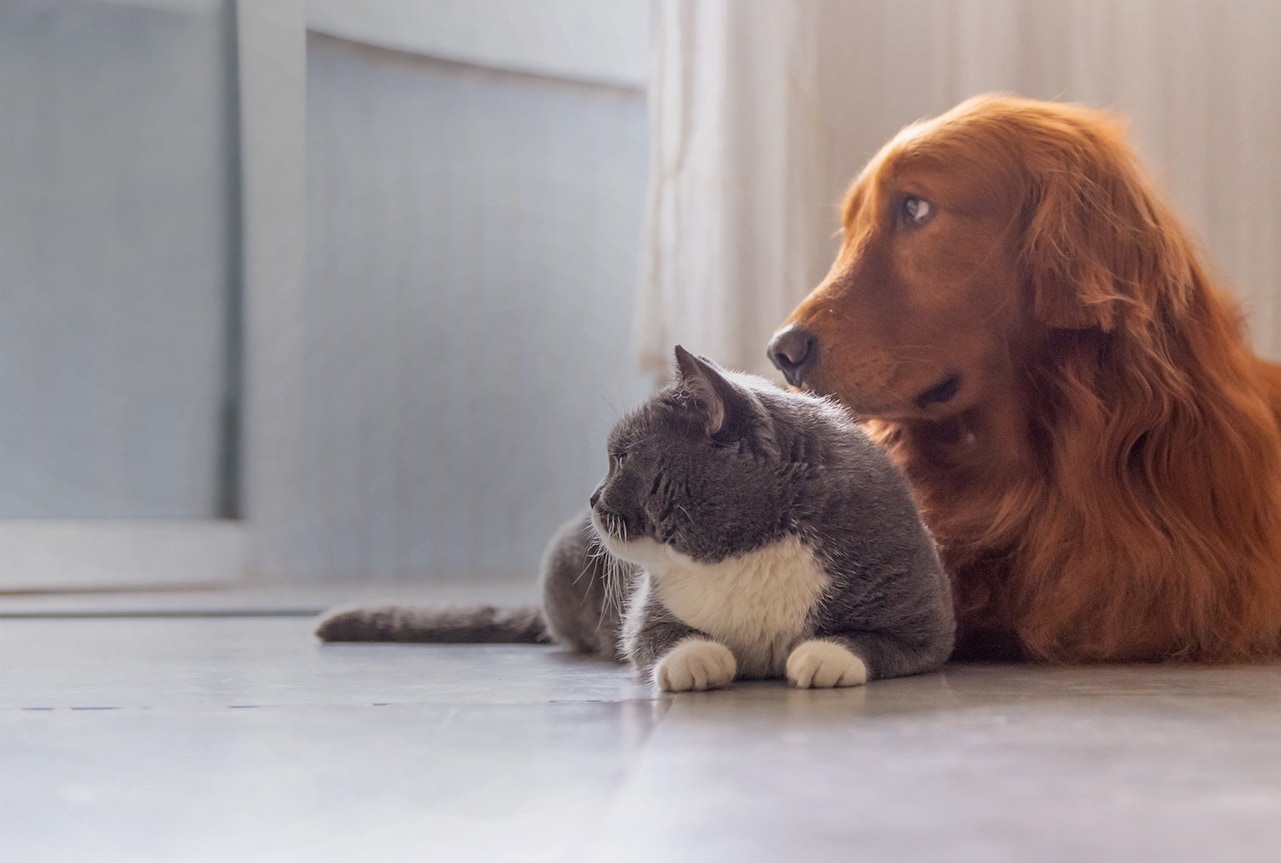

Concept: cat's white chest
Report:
left=648, top=536, right=829, bottom=678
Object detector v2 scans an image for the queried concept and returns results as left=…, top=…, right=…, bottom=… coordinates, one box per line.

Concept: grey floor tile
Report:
left=593, top=667, right=1281, bottom=863
left=3, top=617, right=1280, bottom=863
left=3, top=701, right=660, bottom=863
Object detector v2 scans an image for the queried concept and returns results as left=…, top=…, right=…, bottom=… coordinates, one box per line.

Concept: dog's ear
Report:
left=1019, top=115, right=1192, bottom=333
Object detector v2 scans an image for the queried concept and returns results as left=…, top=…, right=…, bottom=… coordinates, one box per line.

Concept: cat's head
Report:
left=590, top=345, right=811, bottom=567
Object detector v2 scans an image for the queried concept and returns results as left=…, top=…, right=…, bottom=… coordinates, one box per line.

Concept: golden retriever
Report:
left=769, top=94, right=1281, bottom=662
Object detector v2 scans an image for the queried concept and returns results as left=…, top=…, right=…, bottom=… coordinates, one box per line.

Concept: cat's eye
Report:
left=610, top=451, right=627, bottom=469
left=902, top=195, right=933, bottom=227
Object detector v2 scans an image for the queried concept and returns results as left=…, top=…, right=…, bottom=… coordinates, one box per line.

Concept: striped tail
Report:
left=315, top=603, right=551, bottom=644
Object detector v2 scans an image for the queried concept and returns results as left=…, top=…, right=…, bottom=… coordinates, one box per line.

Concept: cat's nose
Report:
left=768, top=326, right=816, bottom=387
left=589, top=487, right=601, bottom=509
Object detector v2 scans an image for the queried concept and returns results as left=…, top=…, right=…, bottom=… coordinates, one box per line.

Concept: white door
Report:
left=0, top=0, right=254, bottom=591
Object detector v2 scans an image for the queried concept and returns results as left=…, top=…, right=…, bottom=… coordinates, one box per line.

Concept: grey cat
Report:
left=316, top=346, right=954, bottom=690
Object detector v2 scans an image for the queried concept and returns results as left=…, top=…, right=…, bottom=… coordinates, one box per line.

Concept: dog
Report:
left=768, top=94, right=1281, bottom=662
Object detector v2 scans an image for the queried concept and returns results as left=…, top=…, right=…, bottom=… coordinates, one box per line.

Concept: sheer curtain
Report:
left=639, top=0, right=1281, bottom=380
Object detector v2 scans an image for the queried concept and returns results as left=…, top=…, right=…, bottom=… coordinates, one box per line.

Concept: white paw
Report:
left=786, top=640, right=868, bottom=688
left=654, top=638, right=737, bottom=692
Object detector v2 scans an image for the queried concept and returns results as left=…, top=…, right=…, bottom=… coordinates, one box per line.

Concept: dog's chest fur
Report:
left=649, top=536, right=829, bottom=677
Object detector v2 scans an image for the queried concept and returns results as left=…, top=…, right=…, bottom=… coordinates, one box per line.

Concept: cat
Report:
left=316, top=346, right=955, bottom=690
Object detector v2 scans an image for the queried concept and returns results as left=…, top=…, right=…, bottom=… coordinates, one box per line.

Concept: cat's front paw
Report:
left=653, top=638, right=736, bottom=692
left=786, top=640, right=868, bottom=688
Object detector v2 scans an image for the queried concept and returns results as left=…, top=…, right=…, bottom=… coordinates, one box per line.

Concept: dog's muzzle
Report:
left=767, top=326, right=816, bottom=386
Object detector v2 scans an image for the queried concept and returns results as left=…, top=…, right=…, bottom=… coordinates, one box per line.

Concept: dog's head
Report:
left=769, top=94, right=1188, bottom=422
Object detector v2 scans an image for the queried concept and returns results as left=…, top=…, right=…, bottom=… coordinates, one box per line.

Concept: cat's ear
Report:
left=673, top=345, right=753, bottom=442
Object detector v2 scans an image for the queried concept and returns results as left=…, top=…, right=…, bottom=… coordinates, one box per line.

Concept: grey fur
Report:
left=314, top=603, right=550, bottom=644
left=316, top=345, right=953, bottom=684
left=594, top=346, right=954, bottom=682
left=618, top=575, right=700, bottom=676
left=537, top=510, right=629, bottom=660
left=313, top=512, right=631, bottom=653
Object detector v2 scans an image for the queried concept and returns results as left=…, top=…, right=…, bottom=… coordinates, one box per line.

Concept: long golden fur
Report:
left=769, top=94, right=1281, bottom=662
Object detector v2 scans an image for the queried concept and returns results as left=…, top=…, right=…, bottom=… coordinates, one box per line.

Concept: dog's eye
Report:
left=902, top=196, right=933, bottom=226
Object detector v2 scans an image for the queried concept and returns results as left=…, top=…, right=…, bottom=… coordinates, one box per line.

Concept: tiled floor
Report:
left=3, top=613, right=1281, bottom=863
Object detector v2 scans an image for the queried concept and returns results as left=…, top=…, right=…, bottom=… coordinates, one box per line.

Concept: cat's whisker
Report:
left=588, top=532, right=626, bottom=633
left=607, top=560, right=627, bottom=622
left=591, top=385, right=624, bottom=422
left=574, top=557, right=595, bottom=586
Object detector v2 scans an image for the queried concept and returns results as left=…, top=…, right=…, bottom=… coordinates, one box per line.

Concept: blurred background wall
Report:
left=3, top=0, right=1279, bottom=591
left=0, top=0, right=237, bottom=519
left=283, top=26, right=651, bottom=582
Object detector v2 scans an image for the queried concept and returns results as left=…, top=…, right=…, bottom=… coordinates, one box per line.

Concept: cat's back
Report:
left=755, top=381, right=949, bottom=594
left=755, top=383, right=925, bottom=529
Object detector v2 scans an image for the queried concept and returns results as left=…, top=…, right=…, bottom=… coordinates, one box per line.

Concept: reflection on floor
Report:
left=3, top=616, right=1280, bottom=862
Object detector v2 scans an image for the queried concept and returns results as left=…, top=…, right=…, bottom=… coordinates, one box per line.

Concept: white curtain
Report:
left=639, top=0, right=1281, bottom=380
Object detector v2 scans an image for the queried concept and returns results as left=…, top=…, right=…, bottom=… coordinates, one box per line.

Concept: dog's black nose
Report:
left=768, top=327, right=816, bottom=386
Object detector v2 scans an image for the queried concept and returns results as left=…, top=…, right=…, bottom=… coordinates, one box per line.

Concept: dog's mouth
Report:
left=793, top=363, right=964, bottom=422
left=914, top=374, right=962, bottom=409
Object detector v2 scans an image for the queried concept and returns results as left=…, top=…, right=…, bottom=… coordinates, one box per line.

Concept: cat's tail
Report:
left=314, top=603, right=551, bottom=644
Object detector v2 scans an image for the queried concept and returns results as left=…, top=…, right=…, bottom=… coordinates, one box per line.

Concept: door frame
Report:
left=0, top=0, right=306, bottom=594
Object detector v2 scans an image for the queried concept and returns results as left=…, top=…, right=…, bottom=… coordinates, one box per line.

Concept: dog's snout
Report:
left=768, top=327, right=816, bottom=386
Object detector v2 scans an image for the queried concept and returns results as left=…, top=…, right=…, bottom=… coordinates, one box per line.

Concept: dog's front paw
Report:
left=653, top=638, right=736, bottom=692
left=786, top=640, right=868, bottom=688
